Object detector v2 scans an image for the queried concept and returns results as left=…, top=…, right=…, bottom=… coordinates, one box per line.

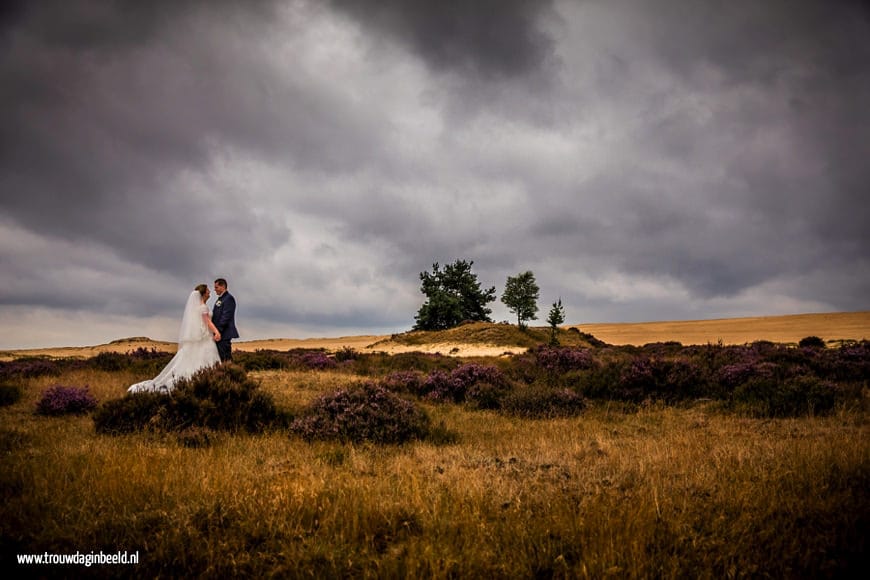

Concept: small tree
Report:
left=547, top=298, right=565, bottom=345
left=414, top=260, right=497, bottom=330
left=501, top=271, right=539, bottom=329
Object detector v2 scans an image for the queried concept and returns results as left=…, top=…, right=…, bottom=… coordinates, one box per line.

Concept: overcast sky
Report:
left=1, top=0, right=868, bottom=349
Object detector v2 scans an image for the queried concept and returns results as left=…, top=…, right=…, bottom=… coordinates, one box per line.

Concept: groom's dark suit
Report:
left=212, top=291, right=239, bottom=362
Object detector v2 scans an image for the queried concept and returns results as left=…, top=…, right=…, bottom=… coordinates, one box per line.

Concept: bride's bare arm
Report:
left=202, top=312, right=221, bottom=341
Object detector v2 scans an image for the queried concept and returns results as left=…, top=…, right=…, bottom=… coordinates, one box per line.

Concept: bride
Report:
left=128, top=284, right=222, bottom=394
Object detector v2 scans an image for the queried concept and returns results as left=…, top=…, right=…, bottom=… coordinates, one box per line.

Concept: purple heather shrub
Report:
left=717, top=363, right=757, bottom=389
left=613, top=357, right=708, bottom=402
left=381, top=370, right=425, bottom=394
left=821, top=342, right=870, bottom=381
left=297, top=351, right=338, bottom=370
left=291, top=382, right=430, bottom=444
left=664, top=359, right=705, bottom=391
left=422, top=370, right=454, bottom=402
left=533, top=346, right=598, bottom=374
left=620, top=357, right=655, bottom=388
left=451, top=363, right=508, bottom=390
left=35, top=385, right=98, bottom=416
left=423, top=363, right=508, bottom=403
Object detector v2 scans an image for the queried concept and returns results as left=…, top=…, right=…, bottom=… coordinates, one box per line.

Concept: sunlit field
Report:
left=2, top=333, right=867, bottom=577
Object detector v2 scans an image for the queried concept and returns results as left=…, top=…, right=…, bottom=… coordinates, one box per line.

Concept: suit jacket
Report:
left=211, top=291, right=239, bottom=340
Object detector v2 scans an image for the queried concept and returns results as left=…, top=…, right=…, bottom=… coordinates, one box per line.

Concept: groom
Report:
left=212, top=278, right=239, bottom=362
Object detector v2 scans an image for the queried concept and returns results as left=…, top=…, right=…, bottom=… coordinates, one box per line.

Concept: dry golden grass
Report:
left=3, top=311, right=868, bottom=362
left=2, top=364, right=867, bottom=577
left=575, top=311, right=870, bottom=347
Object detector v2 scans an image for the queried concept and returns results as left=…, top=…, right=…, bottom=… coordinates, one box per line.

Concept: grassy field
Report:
left=2, top=355, right=867, bottom=578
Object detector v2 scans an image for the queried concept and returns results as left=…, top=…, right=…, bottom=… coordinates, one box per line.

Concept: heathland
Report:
left=1, top=312, right=867, bottom=577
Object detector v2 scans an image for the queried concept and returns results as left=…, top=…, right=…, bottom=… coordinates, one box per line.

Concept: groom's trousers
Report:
left=217, top=339, right=233, bottom=362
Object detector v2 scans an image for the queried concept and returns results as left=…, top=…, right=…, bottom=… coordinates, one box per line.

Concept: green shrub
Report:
left=350, top=351, right=459, bottom=377
left=93, top=392, right=168, bottom=434
left=235, top=350, right=291, bottom=371
left=334, top=347, right=359, bottom=362
left=799, top=336, right=826, bottom=349
left=94, top=365, right=282, bottom=435
left=731, top=376, right=839, bottom=417
left=89, top=352, right=130, bottom=372
left=501, top=385, right=587, bottom=419
left=466, top=381, right=513, bottom=410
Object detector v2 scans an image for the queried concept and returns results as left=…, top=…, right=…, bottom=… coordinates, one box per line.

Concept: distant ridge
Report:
left=109, top=337, right=153, bottom=344
left=574, top=311, right=869, bottom=346
left=371, top=321, right=605, bottom=350
left=2, top=311, right=867, bottom=360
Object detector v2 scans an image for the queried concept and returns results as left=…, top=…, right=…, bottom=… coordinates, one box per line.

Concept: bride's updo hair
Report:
left=195, top=284, right=208, bottom=298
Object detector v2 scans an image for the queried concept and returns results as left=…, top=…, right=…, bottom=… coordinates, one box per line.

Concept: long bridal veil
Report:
left=179, top=290, right=209, bottom=343
left=128, top=291, right=221, bottom=394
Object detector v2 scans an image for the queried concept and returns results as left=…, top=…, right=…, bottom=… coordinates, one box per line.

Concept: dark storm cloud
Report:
left=1, top=0, right=868, bottom=348
left=511, top=0, right=870, bottom=310
left=0, top=0, right=380, bottom=281
left=636, top=0, right=870, bottom=249
left=329, top=0, right=557, bottom=79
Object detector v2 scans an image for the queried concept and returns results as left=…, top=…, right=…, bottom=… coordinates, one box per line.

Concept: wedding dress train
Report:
left=128, top=291, right=220, bottom=394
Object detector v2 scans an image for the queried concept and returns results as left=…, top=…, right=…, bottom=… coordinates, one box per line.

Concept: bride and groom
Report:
left=128, top=279, right=239, bottom=394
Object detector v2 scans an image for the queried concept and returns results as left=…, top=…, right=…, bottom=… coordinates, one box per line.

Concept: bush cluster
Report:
left=732, top=376, right=839, bottom=417
left=290, top=382, right=430, bottom=444
left=92, top=391, right=166, bottom=434
left=501, top=385, right=587, bottom=419
left=94, top=365, right=282, bottom=435
left=235, top=349, right=344, bottom=372
left=345, top=351, right=460, bottom=377
left=0, top=357, right=65, bottom=380
left=14, top=334, right=867, bottom=429
left=235, top=350, right=292, bottom=371
left=380, top=370, right=426, bottom=394
left=35, top=385, right=98, bottom=416
left=83, top=350, right=173, bottom=375
left=296, top=351, right=338, bottom=370
left=539, top=338, right=866, bottom=417
left=0, top=382, right=23, bottom=407
left=420, top=363, right=510, bottom=403
left=372, top=361, right=585, bottom=417
left=532, top=346, right=598, bottom=374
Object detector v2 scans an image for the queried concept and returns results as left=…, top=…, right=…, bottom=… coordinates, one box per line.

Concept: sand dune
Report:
left=2, top=311, right=867, bottom=360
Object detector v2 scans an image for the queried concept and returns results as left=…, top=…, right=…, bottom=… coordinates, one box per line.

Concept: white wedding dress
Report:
left=128, top=291, right=221, bottom=394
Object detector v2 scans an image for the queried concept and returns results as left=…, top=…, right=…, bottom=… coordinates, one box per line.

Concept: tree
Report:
left=413, top=260, right=497, bottom=330
left=501, top=271, right=539, bottom=329
left=547, top=298, right=566, bottom=345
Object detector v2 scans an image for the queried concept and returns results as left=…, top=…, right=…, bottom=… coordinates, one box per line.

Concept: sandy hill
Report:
left=1, top=311, right=867, bottom=360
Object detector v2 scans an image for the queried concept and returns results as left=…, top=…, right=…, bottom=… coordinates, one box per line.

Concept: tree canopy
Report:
left=547, top=298, right=566, bottom=345
left=413, top=260, right=497, bottom=330
left=501, top=271, right=540, bottom=329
